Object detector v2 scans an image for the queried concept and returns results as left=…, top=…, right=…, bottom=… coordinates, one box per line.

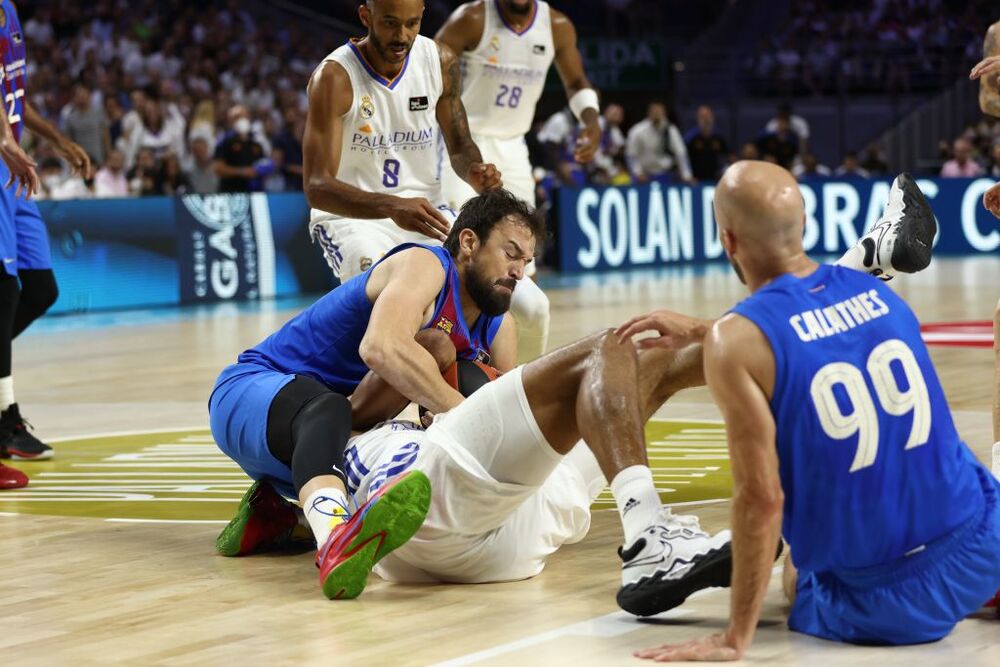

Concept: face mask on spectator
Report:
left=234, top=118, right=251, bottom=136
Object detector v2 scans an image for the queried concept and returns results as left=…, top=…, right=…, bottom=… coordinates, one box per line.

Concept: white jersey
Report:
left=460, top=0, right=555, bottom=139
left=311, top=35, right=444, bottom=225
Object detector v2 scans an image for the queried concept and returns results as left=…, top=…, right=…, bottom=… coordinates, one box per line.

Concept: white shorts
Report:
left=370, top=366, right=606, bottom=584
left=310, top=206, right=457, bottom=281
left=441, top=134, right=535, bottom=209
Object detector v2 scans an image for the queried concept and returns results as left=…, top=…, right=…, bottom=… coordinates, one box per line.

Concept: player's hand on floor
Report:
left=983, top=181, right=1000, bottom=219
left=468, top=162, right=502, bottom=192
left=574, top=124, right=600, bottom=164
left=634, top=634, right=742, bottom=662
left=615, top=310, right=714, bottom=349
left=970, top=55, right=1000, bottom=85
left=0, top=138, right=40, bottom=198
left=57, top=139, right=94, bottom=180
left=388, top=197, right=451, bottom=241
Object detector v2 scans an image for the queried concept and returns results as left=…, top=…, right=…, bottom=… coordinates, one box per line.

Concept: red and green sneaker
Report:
left=316, top=470, right=431, bottom=600
left=216, top=480, right=301, bottom=557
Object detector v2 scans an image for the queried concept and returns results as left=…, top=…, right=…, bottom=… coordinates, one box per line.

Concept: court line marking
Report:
left=104, top=518, right=229, bottom=525
left=430, top=566, right=784, bottom=666
left=45, top=426, right=210, bottom=443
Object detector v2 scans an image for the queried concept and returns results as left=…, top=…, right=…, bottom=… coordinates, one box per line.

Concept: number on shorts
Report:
left=382, top=159, right=400, bottom=188
left=810, top=339, right=932, bottom=473
left=5, top=89, right=23, bottom=125
left=494, top=85, right=522, bottom=108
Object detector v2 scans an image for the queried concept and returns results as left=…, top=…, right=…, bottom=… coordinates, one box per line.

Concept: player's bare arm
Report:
left=23, top=100, right=92, bottom=180
left=616, top=308, right=715, bottom=350
left=304, top=60, right=450, bottom=240
left=637, top=315, right=783, bottom=663
left=436, top=42, right=502, bottom=193
left=0, top=102, right=38, bottom=198
left=488, top=313, right=518, bottom=372
left=971, top=22, right=1000, bottom=118
left=359, top=247, right=467, bottom=414
left=433, top=0, right=485, bottom=55
left=551, top=10, right=600, bottom=164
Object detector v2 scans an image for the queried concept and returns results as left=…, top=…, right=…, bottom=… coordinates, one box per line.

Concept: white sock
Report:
left=303, top=487, right=350, bottom=547
left=834, top=245, right=867, bottom=273
left=992, top=442, right=1000, bottom=482
left=0, top=376, right=13, bottom=412
left=611, top=465, right=662, bottom=544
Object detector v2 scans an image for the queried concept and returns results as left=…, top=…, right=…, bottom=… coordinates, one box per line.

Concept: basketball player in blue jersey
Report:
left=626, top=162, right=1000, bottom=660
left=0, top=0, right=92, bottom=490
left=209, top=189, right=539, bottom=598
left=435, top=0, right=603, bottom=361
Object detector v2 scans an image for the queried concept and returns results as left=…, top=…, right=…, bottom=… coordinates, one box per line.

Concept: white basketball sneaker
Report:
left=616, top=508, right=732, bottom=616
left=837, top=172, right=936, bottom=281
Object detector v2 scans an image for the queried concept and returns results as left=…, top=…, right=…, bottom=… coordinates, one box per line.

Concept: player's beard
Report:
left=369, top=30, right=412, bottom=65
left=728, top=257, right=747, bottom=285
left=502, top=0, right=534, bottom=16
left=466, top=263, right=516, bottom=317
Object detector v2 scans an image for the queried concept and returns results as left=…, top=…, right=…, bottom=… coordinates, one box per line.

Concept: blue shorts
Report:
left=790, top=466, right=1000, bottom=645
left=0, top=161, right=52, bottom=276
left=209, top=363, right=296, bottom=498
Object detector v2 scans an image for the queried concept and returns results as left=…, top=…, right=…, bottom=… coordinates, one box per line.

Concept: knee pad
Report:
left=290, top=392, right=353, bottom=493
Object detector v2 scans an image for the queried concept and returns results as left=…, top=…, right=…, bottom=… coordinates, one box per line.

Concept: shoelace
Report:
left=657, top=508, right=704, bottom=533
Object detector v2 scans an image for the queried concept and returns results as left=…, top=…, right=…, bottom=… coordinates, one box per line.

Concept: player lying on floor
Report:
left=625, top=162, right=1000, bottom=662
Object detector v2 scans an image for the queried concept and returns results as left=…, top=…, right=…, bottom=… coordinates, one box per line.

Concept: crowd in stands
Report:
left=937, top=118, right=1000, bottom=179
left=24, top=0, right=329, bottom=200
left=746, top=0, right=996, bottom=96
left=21, top=0, right=999, bottom=203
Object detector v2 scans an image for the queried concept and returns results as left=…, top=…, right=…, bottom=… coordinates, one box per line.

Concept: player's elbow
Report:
left=733, top=483, right=784, bottom=523
left=359, top=336, right=395, bottom=374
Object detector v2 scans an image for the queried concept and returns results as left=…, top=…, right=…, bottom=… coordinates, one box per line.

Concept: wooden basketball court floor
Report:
left=2, top=256, right=997, bottom=666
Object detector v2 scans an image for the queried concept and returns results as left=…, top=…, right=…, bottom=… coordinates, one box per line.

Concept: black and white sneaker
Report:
left=616, top=509, right=732, bottom=617
left=838, top=172, right=936, bottom=281
left=0, top=403, right=53, bottom=460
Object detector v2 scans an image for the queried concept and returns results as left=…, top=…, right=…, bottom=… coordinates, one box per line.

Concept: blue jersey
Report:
left=731, top=265, right=984, bottom=573
left=238, top=244, right=504, bottom=394
left=0, top=1, right=27, bottom=143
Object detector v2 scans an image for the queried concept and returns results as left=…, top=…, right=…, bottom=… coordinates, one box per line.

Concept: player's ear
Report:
left=720, top=228, right=736, bottom=258
left=458, top=228, right=479, bottom=258
left=359, top=2, right=372, bottom=29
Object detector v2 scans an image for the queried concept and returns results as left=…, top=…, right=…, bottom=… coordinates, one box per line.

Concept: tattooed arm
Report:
left=978, top=22, right=1000, bottom=117
left=435, top=42, right=502, bottom=193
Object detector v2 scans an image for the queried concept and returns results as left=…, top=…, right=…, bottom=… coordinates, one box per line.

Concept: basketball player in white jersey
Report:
left=435, top=0, right=601, bottom=360
left=304, top=0, right=502, bottom=278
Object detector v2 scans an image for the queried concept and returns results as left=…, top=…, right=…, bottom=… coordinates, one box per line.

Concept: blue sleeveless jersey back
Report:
left=731, top=265, right=983, bottom=573
left=237, top=244, right=503, bottom=394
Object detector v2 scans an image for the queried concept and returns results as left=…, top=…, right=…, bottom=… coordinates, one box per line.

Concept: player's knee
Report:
left=290, top=392, right=353, bottom=492
left=415, top=328, right=456, bottom=372
left=510, top=280, right=550, bottom=334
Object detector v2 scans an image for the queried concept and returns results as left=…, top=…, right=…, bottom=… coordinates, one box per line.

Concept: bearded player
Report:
left=434, top=0, right=600, bottom=360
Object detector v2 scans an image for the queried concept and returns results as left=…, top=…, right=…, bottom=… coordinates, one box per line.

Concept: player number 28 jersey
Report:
left=460, top=0, right=555, bottom=140
left=315, top=35, right=443, bottom=222
left=730, top=265, right=984, bottom=573
left=0, top=0, right=27, bottom=143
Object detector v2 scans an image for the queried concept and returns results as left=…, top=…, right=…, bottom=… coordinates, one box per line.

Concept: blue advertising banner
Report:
left=557, top=177, right=1000, bottom=272
left=38, top=193, right=332, bottom=314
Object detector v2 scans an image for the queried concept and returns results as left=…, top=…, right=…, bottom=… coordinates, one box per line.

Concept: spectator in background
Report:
left=739, top=142, right=760, bottom=160
left=625, top=101, right=693, bottom=183
left=94, top=149, right=129, bottom=198
left=793, top=153, right=832, bottom=180
left=214, top=105, right=269, bottom=193
left=63, top=83, right=110, bottom=166
left=187, top=133, right=220, bottom=194
left=766, top=103, right=809, bottom=154
left=123, top=86, right=186, bottom=168
left=271, top=108, right=304, bottom=191
left=835, top=152, right=871, bottom=178
left=685, top=105, right=729, bottom=181
left=940, top=138, right=984, bottom=177
left=537, top=107, right=579, bottom=185
left=989, top=142, right=1000, bottom=177
left=588, top=103, right=627, bottom=185
left=37, top=158, right=91, bottom=200
left=128, top=148, right=160, bottom=196
left=104, top=95, right=125, bottom=147
left=159, top=153, right=191, bottom=196
left=755, top=115, right=799, bottom=169
left=860, top=145, right=890, bottom=176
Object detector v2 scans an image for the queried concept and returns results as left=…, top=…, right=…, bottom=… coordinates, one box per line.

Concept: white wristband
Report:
left=568, top=88, right=599, bottom=122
